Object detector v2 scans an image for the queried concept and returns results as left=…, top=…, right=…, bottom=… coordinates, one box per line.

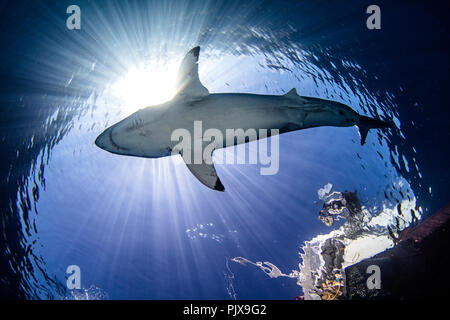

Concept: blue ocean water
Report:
left=0, top=0, right=448, bottom=299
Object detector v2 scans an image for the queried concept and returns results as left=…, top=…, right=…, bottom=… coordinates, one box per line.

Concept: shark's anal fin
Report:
left=175, top=46, right=209, bottom=101
left=185, top=161, right=225, bottom=192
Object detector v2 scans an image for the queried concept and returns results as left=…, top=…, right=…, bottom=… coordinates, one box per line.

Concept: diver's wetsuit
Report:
left=341, top=191, right=361, bottom=216
left=319, top=191, right=362, bottom=226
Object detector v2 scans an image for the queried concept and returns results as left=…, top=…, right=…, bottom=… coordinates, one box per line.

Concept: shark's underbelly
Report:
left=165, top=96, right=289, bottom=149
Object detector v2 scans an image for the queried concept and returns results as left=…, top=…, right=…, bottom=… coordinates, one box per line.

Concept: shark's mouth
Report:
left=108, top=130, right=129, bottom=152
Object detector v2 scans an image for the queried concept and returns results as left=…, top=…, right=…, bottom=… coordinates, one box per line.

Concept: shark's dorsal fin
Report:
left=284, top=88, right=299, bottom=98
left=175, top=46, right=209, bottom=101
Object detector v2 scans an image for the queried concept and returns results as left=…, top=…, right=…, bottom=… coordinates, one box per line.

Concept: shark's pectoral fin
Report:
left=175, top=46, right=209, bottom=101
left=185, top=161, right=225, bottom=192
left=178, top=142, right=224, bottom=191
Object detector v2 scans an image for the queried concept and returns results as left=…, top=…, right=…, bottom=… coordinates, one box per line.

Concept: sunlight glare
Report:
left=112, top=60, right=179, bottom=114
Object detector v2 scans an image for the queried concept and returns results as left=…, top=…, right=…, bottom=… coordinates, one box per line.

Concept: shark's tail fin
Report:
left=357, top=115, right=393, bottom=146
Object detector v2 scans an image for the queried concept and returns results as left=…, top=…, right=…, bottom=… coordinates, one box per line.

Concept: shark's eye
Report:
left=339, top=110, right=344, bottom=115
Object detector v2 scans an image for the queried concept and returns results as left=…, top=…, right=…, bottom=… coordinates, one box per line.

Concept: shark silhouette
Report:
left=95, top=47, right=391, bottom=191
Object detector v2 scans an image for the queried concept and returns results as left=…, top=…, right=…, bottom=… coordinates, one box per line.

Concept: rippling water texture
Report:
left=0, top=0, right=448, bottom=299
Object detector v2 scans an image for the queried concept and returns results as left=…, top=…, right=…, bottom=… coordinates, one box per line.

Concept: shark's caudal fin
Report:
left=175, top=46, right=209, bottom=101
left=357, top=115, right=392, bottom=146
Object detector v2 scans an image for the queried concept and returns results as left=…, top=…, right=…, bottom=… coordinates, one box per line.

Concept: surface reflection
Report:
left=0, top=0, right=443, bottom=299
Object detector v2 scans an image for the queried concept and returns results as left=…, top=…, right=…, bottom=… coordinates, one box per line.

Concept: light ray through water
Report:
left=0, top=0, right=433, bottom=299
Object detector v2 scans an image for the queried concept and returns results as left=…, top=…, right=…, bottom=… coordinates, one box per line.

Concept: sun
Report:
left=111, top=60, right=179, bottom=114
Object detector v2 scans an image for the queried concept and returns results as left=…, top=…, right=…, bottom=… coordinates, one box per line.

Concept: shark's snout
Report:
left=95, top=126, right=131, bottom=155
left=95, top=129, right=109, bottom=150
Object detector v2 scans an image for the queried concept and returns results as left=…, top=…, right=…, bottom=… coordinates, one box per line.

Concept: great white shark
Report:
left=95, top=46, right=391, bottom=191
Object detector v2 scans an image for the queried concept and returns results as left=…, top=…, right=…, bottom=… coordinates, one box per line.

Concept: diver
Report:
left=318, top=190, right=362, bottom=227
